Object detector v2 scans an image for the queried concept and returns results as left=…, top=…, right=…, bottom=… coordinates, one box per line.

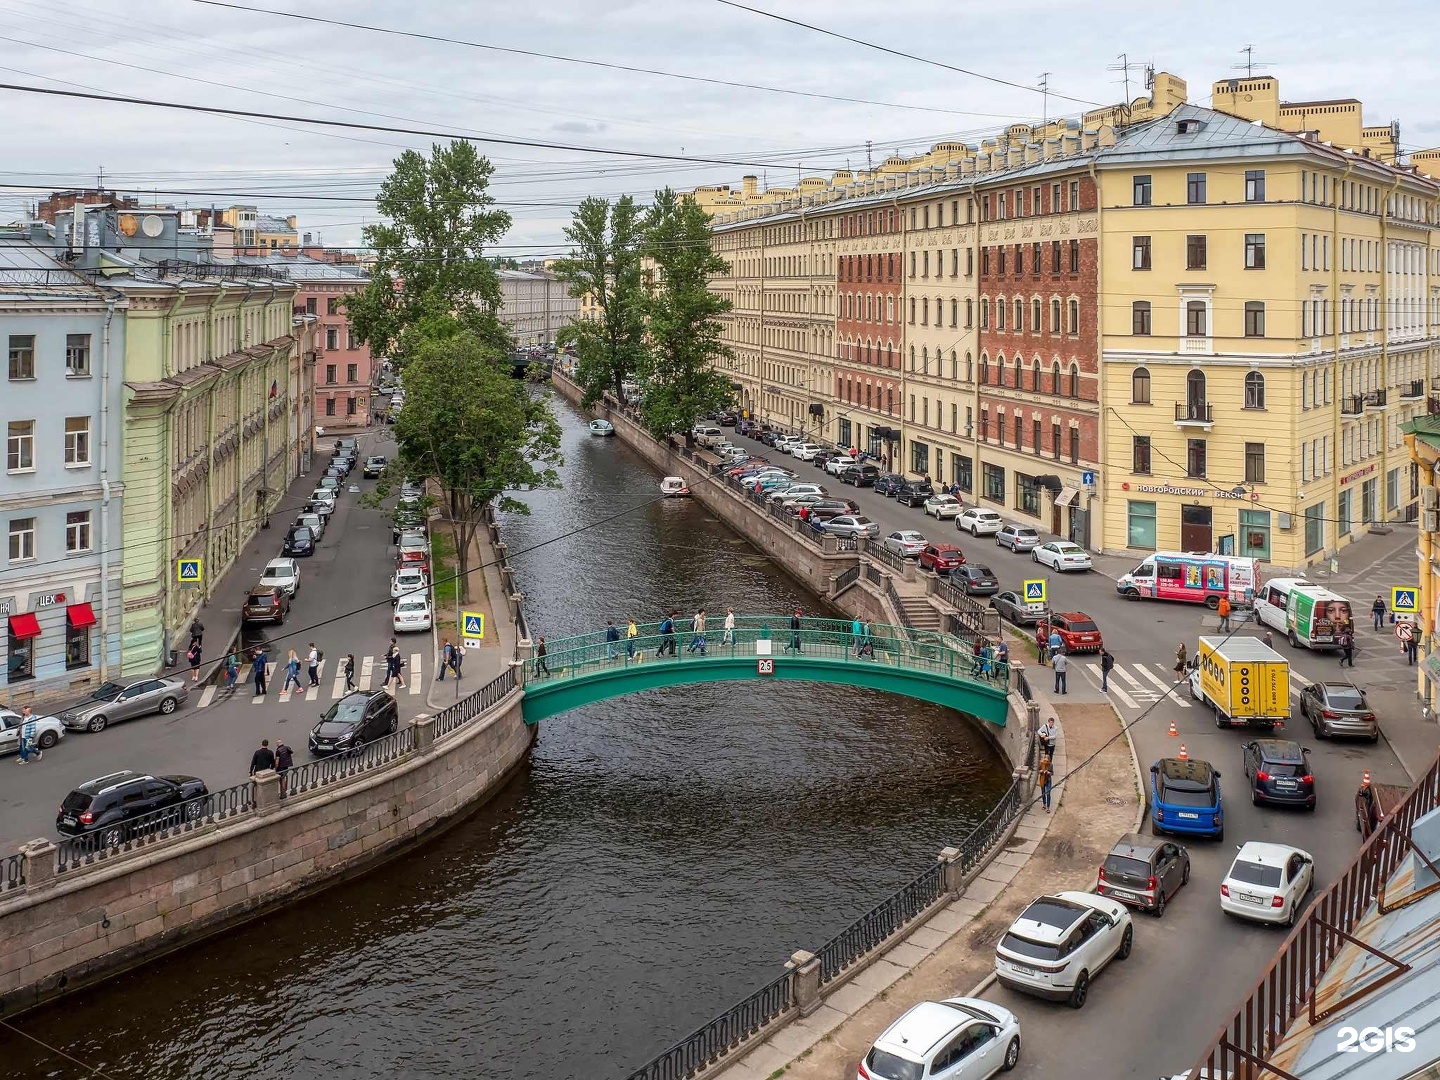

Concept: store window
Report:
left=6, top=623, right=35, bottom=682
left=1127, top=501, right=1157, bottom=550
left=1239, top=509, right=1271, bottom=561
left=66, top=622, right=91, bottom=669
left=1304, top=502, right=1325, bottom=556
left=911, top=441, right=929, bottom=475
left=983, top=462, right=1006, bottom=503
left=1017, top=474, right=1041, bottom=516
left=952, top=454, right=973, bottom=493
left=1338, top=489, right=1352, bottom=536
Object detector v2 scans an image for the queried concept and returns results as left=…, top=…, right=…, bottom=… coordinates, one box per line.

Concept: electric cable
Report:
left=0, top=1017, right=124, bottom=1080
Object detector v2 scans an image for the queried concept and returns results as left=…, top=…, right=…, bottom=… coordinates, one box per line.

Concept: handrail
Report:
left=865, top=543, right=913, bottom=576
left=2, top=851, right=25, bottom=892
left=623, top=970, right=795, bottom=1080
left=833, top=564, right=861, bottom=594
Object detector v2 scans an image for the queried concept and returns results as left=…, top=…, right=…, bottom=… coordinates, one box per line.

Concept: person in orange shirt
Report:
left=1217, top=594, right=1233, bottom=633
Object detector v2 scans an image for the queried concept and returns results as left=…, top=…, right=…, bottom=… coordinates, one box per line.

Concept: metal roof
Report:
left=222, top=253, right=368, bottom=282
left=1196, top=635, right=1290, bottom=662
left=0, top=236, right=108, bottom=301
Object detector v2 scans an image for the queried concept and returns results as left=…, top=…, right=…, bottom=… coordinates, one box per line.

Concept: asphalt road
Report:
left=0, top=425, right=431, bottom=850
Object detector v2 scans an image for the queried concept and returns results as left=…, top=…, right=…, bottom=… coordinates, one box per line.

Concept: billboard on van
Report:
left=1292, top=591, right=1352, bottom=645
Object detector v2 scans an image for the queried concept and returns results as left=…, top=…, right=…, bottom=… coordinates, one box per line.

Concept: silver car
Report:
left=883, top=530, right=929, bottom=558
left=0, top=708, right=64, bottom=753
left=823, top=514, right=879, bottom=538
left=59, top=677, right=189, bottom=733
left=996, top=524, right=1041, bottom=553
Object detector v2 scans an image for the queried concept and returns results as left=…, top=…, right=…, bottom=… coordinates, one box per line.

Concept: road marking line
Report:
left=359, top=655, right=374, bottom=691
left=1085, top=664, right=1139, bottom=709
left=409, top=653, right=422, bottom=695
left=278, top=690, right=292, bottom=702
left=1113, top=665, right=1149, bottom=693
left=197, top=686, right=216, bottom=709
left=331, top=667, right=347, bottom=699
left=1135, top=663, right=1191, bottom=706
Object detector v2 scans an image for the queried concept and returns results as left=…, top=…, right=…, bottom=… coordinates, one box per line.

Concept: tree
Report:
left=551, top=195, right=648, bottom=408
left=387, top=329, right=562, bottom=603
left=636, top=189, right=735, bottom=439
left=345, top=141, right=512, bottom=365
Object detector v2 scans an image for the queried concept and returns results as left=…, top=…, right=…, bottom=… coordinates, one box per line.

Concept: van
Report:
left=1187, top=636, right=1290, bottom=729
left=1254, top=578, right=1353, bottom=649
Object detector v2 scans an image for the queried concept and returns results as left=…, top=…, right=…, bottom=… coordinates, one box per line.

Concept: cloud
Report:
left=552, top=121, right=608, bottom=135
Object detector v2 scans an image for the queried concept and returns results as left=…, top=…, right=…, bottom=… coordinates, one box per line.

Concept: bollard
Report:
left=20, top=837, right=56, bottom=892
left=788, top=949, right=823, bottom=1016
left=413, top=714, right=435, bottom=752
left=939, top=846, right=964, bottom=894
left=253, top=769, right=282, bottom=812
left=510, top=657, right=528, bottom=688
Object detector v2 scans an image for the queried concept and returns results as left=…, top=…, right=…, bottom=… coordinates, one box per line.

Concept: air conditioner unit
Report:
left=1277, top=512, right=1293, bottom=530
left=1425, top=509, right=1440, bottom=533
left=1423, top=486, right=1440, bottom=510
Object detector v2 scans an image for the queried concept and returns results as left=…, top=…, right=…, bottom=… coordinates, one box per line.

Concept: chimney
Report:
left=961, top=158, right=976, bottom=175
left=1081, top=129, right=1099, bottom=151
left=742, top=175, right=758, bottom=198
left=1062, top=133, right=1081, bottom=155
left=1025, top=143, right=1041, bottom=164
left=1042, top=138, right=1060, bottom=160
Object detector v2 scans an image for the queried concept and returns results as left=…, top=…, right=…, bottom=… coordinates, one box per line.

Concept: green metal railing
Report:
left=527, top=616, right=1010, bottom=687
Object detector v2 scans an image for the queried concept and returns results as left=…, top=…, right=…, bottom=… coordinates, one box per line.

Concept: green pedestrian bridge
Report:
left=518, top=616, right=1011, bottom=725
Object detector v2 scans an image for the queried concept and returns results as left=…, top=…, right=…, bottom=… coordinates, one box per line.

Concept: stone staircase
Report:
left=895, top=593, right=943, bottom=631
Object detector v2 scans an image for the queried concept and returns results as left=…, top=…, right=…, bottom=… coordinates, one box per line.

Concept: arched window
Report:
left=922, top=346, right=929, bottom=373
left=950, top=349, right=958, bottom=379
left=1131, top=366, right=1151, bottom=404
left=1051, top=361, right=1062, bottom=396
left=1069, top=363, right=1081, bottom=399
left=1032, top=359, right=1042, bottom=392
left=995, top=353, right=1005, bottom=386
left=1014, top=357, right=1024, bottom=387
left=1050, top=298, right=1061, bottom=333
left=1186, top=369, right=1207, bottom=414
left=980, top=298, right=989, bottom=329
left=965, top=350, right=973, bottom=382
left=1244, top=371, right=1266, bottom=410
left=909, top=344, right=917, bottom=370
left=866, top=383, right=873, bottom=408
left=980, top=353, right=989, bottom=384
left=1013, top=298, right=1024, bottom=331
left=996, top=298, right=1006, bottom=331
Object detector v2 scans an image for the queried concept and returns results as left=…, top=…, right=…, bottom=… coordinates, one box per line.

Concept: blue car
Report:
left=1150, top=757, right=1224, bottom=840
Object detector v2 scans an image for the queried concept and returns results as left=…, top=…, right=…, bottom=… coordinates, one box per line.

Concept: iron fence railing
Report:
left=864, top=563, right=883, bottom=586
left=886, top=577, right=914, bottom=629
left=834, top=563, right=861, bottom=594
left=865, top=543, right=913, bottom=576
left=1016, top=665, right=1034, bottom=702
left=283, top=725, right=418, bottom=799
left=831, top=535, right=858, bottom=552
left=2, top=851, right=24, bottom=892
left=936, top=579, right=1003, bottom=639
left=956, top=777, right=1024, bottom=874
left=819, top=860, right=946, bottom=982
left=623, top=971, right=796, bottom=1080
left=56, top=778, right=255, bottom=874
left=434, top=666, right=518, bottom=738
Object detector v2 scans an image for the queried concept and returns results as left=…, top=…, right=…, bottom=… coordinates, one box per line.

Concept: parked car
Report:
left=1032, top=541, right=1093, bottom=572
left=309, top=488, right=336, bottom=510
left=309, top=691, right=399, bottom=756
left=838, top=464, right=881, bottom=487
left=805, top=498, right=859, bottom=515
left=332, top=437, right=358, bottom=455
left=57, top=677, right=189, bottom=733
left=398, top=532, right=430, bottom=558
left=0, top=707, right=63, bottom=753
left=823, top=453, right=858, bottom=475
left=305, top=498, right=334, bottom=521
left=56, top=770, right=209, bottom=843
left=390, top=509, right=426, bottom=541
left=995, top=524, right=1041, bottom=553
left=317, top=476, right=341, bottom=493
left=1299, top=681, right=1379, bottom=742
left=993, top=891, right=1133, bottom=1008
left=393, top=594, right=433, bottom=632
left=242, top=585, right=290, bottom=625
left=820, top=514, right=878, bottom=538
left=293, top=511, right=326, bottom=542
left=952, top=564, right=1000, bottom=596
left=918, top=543, right=965, bottom=574
left=957, top=508, right=1005, bottom=536
left=324, top=464, right=347, bottom=483
left=1097, top=833, right=1190, bottom=917
left=874, top=473, right=905, bottom=497
left=791, top=443, right=823, bottom=461
left=1220, top=842, right=1314, bottom=926
left=770, top=483, right=825, bottom=503
left=1242, top=740, right=1315, bottom=809
left=991, top=590, right=1045, bottom=626
left=924, top=493, right=964, bottom=519
left=861, top=997, right=1022, bottom=1080
left=391, top=566, right=430, bottom=600
left=1151, top=757, right=1224, bottom=839
left=259, top=557, right=301, bottom=597
left=896, top=478, right=935, bottom=507
left=883, top=530, right=928, bottom=558
left=363, top=455, right=388, bottom=479
left=282, top=525, right=315, bottom=557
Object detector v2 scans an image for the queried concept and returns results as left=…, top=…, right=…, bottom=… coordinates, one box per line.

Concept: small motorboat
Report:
left=660, top=476, right=691, bottom=497
left=589, top=419, right=615, bottom=436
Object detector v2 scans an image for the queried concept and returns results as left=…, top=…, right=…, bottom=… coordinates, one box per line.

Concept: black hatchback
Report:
left=309, top=691, right=399, bottom=756
left=896, top=479, right=934, bottom=507
left=283, top=525, right=315, bottom=557
left=1242, top=739, right=1315, bottom=809
left=57, top=770, right=209, bottom=845
left=874, top=473, right=905, bottom=497
left=838, top=464, right=880, bottom=487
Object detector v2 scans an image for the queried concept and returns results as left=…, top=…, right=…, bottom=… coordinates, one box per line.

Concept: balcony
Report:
left=1402, top=380, right=1424, bottom=400
left=1365, top=389, right=1388, bottom=411
left=1174, top=401, right=1214, bottom=428
left=1181, top=335, right=1211, bottom=355
left=1341, top=395, right=1364, bottom=416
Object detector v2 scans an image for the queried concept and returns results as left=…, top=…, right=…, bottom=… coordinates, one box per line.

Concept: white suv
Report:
left=957, top=507, right=1005, bottom=536
left=791, top=443, right=823, bottom=460
left=860, top=997, right=1021, bottom=1080
left=993, top=891, right=1132, bottom=1008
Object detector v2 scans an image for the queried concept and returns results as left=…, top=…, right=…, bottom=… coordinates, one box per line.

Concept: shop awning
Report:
left=66, top=602, right=97, bottom=630
left=1054, top=487, right=1080, bottom=507
left=8, top=612, right=41, bottom=640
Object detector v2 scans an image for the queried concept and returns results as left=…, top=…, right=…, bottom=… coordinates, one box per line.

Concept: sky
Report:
left=1, top=0, right=1437, bottom=258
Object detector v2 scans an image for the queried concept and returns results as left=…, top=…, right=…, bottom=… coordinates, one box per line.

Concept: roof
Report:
left=1156, top=758, right=1216, bottom=785
left=0, top=235, right=109, bottom=302
left=1401, top=414, right=1440, bottom=456
left=1109, top=832, right=1164, bottom=858
left=1246, top=739, right=1307, bottom=762
left=1232, top=841, right=1307, bottom=865
left=1012, top=894, right=1091, bottom=941
left=1197, top=636, right=1288, bottom=662
left=254, top=215, right=294, bottom=234
left=224, top=253, right=368, bottom=283
left=875, top=1000, right=970, bottom=1057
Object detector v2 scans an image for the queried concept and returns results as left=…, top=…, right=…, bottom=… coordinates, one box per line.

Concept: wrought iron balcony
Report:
left=1340, top=395, right=1364, bottom=416
left=1401, top=380, right=1424, bottom=400
left=1174, top=401, right=1213, bottom=426
left=1365, top=389, right=1388, bottom=410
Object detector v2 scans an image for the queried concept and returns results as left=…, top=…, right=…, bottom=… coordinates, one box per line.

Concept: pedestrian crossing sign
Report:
left=176, top=558, right=203, bottom=583
left=461, top=611, right=485, bottom=640
left=1023, top=579, right=1047, bottom=605
left=1392, top=587, right=1419, bottom=614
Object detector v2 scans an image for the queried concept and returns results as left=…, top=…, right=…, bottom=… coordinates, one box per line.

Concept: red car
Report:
left=918, top=543, right=965, bottom=574
left=396, top=551, right=429, bottom=571
left=1040, top=611, right=1104, bottom=654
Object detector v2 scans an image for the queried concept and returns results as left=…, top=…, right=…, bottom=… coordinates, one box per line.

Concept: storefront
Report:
left=2, top=584, right=109, bottom=697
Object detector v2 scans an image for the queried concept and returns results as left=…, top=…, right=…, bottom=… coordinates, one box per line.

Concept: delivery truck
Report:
left=1186, top=636, right=1291, bottom=729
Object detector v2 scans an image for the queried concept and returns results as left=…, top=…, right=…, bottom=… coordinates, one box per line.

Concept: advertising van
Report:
left=1254, top=578, right=1353, bottom=649
left=1115, top=553, right=1259, bottom=609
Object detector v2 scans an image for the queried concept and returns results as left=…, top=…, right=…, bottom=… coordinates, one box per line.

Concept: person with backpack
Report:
left=656, top=613, right=677, bottom=657
left=224, top=651, right=239, bottom=690
left=1099, top=648, right=1115, bottom=692
left=306, top=642, right=321, bottom=688
left=188, top=618, right=204, bottom=647
left=535, top=636, right=551, bottom=676
left=274, top=740, right=294, bottom=797
left=439, top=639, right=454, bottom=680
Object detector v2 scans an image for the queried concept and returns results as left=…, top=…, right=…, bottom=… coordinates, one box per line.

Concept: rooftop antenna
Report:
left=1107, top=54, right=1133, bottom=104
left=96, top=164, right=104, bottom=189
left=865, top=140, right=873, bottom=171
left=1231, top=45, right=1272, bottom=79
left=1038, top=72, right=1051, bottom=125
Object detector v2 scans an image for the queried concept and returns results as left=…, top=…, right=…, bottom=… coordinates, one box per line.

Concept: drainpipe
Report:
left=1088, top=157, right=1103, bottom=552
left=98, top=295, right=119, bottom=680
left=1330, top=162, right=1353, bottom=566
left=893, top=194, right=906, bottom=470
left=1413, top=438, right=1435, bottom=708
left=159, top=284, right=184, bottom=654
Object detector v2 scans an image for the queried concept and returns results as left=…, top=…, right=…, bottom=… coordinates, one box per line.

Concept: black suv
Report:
left=1242, top=739, right=1315, bottom=809
left=896, top=479, right=935, bottom=507
left=57, top=770, right=209, bottom=846
left=309, top=691, right=400, bottom=756
left=874, top=473, right=905, bottom=497
left=282, top=525, right=315, bottom=557
left=838, top=464, right=880, bottom=487
left=1097, top=832, right=1190, bottom=916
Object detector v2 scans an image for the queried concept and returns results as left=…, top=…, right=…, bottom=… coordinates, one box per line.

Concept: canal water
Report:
left=2, top=395, right=1010, bottom=1080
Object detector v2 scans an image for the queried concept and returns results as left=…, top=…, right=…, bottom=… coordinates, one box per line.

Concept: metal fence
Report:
left=623, top=970, right=795, bottom=1080
left=434, top=666, right=518, bottom=738
left=283, top=725, right=418, bottom=799
left=1016, top=665, right=1034, bottom=702
left=886, top=577, right=914, bottom=628
left=2, top=851, right=24, bottom=892
left=833, top=563, right=861, bottom=594
left=865, top=543, right=913, bottom=576
left=819, top=860, right=947, bottom=981
left=936, top=579, right=1003, bottom=639
left=864, top=563, right=883, bottom=586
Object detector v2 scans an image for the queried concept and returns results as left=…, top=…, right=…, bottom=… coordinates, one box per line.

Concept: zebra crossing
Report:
left=193, top=653, right=425, bottom=708
left=1079, top=660, right=1312, bottom=713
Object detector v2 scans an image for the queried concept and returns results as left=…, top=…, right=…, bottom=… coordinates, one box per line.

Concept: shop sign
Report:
left=33, top=592, right=66, bottom=608
left=1120, top=482, right=1246, bottom=499
left=1341, top=464, right=1376, bottom=485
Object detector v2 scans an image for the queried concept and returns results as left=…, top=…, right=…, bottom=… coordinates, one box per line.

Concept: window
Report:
left=1132, top=236, right=1152, bottom=270
left=346, top=362, right=359, bottom=383
left=1186, top=234, right=1207, bottom=270
left=347, top=330, right=359, bottom=351
left=326, top=297, right=339, bottom=316
left=981, top=248, right=990, bottom=275
left=325, top=364, right=337, bottom=384
left=1245, top=170, right=1266, bottom=202
left=1068, top=239, right=1079, bottom=273
left=65, top=618, right=90, bottom=670
left=1031, top=298, right=1041, bottom=332
left=983, top=462, right=1006, bottom=502
left=1244, top=301, right=1266, bottom=338
left=1186, top=438, right=1207, bottom=478
left=7, top=420, right=35, bottom=472
left=1067, top=299, right=1079, bottom=335
left=64, top=416, right=91, bottom=466
left=1032, top=360, right=1042, bottom=392
left=1017, top=473, right=1041, bottom=515
left=346, top=397, right=357, bottom=416
left=1069, top=180, right=1079, bottom=209
left=1051, top=298, right=1061, bottom=332
left=997, top=413, right=1006, bottom=444
left=66, top=509, right=92, bottom=552
left=305, top=297, right=317, bottom=315
left=1132, top=301, right=1152, bottom=335
left=1132, top=435, right=1152, bottom=473
left=1069, top=363, right=1080, bottom=399
left=997, top=301, right=1006, bottom=331
left=1128, top=501, right=1157, bottom=549
left=998, top=247, right=1007, bottom=275
left=1186, top=368, right=1206, bottom=410
left=1051, top=422, right=1061, bottom=459
left=326, top=327, right=339, bottom=350
left=66, top=333, right=92, bottom=376
left=1304, top=502, right=1324, bottom=556
left=1013, top=299, right=1024, bottom=330
left=8, top=517, right=35, bottom=561
left=325, top=398, right=336, bottom=417
left=8, top=334, right=35, bottom=380
left=911, top=441, right=929, bottom=474
left=1186, top=301, right=1207, bottom=337
left=1187, top=172, right=1206, bottom=204
left=1070, top=427, right=1080, bottom=464
left=1245, top=442, right=1266, bottom=484
left=1244, top=372, right=1266, bottom=410
left=1133, top=174, right=1152, bottom=206
left=1244, top=233, right=1266, bottom=269
left=1014, top=247, right=1023, bottom=275
left=954, top=454, right=973, bottom=491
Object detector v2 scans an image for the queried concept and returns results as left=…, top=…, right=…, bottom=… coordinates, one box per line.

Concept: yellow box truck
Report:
left=1186, top=636, right=1291, bottom=729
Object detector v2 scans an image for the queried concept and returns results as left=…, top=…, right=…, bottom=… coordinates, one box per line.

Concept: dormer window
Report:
left=1176, top=118, right=1204, bottom=134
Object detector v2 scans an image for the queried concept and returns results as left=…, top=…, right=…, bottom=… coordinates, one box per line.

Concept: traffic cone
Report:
left=1168, top=720, right=1178, bottom=737
left=1178, top=743, right=1189, bottom=761
left=1362, top=769, right=1371, bottom=787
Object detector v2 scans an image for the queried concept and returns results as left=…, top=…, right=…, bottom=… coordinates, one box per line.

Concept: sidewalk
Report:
left=425, top=517, right=515, bottom=712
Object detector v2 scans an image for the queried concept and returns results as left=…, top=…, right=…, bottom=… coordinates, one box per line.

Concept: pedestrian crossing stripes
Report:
left=195, top=652, right=424, bottom=707
left=1081, top=661, right=1313, bottom=712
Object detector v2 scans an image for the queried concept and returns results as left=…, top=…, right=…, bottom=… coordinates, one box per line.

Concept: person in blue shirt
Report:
left=605, top=620, right=620, bottom=660
left=1048, top=629, right=1063, bottom=659
left=17, top=707, right=41, bottom=763
left=657, top=612, right=677, bottom=657
left=851, top=616, right=864, bottom=656
left=251, top=649, right=269, bottom=696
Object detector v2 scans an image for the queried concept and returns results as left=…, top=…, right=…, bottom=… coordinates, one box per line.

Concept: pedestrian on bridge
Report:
left=627, top=617, right=639, bottom=658
left=851, top=616, right=864, bottom=656
left=1099, top=648, right=1114, bottom=692
left=535, top=636, right=551, bottom=676
left=656, top=613, right=677, bottom=657
left=1216, top=595, right=1233, bottom=633
left=688, top=610, right=707, bottom=655
left=251, top=649, right=268, bottom=696
left=722, top=608, right=736, bottom=646
left=604, top=621, right=620, bottom=661
left=785, top=607, right=803, bottom=652
left=1052, top=651, right=1069, bottom=695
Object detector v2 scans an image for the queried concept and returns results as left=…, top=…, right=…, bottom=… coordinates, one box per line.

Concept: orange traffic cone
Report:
left=1362, top=769, right=1371, bottom=787
left=1168, top=720, right=1178, bottom=737
left=1178, top=743, right=1189, bottom=761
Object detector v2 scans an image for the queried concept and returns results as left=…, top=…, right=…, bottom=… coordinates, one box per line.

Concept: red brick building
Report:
left=834, top=207, right=905, bottom=460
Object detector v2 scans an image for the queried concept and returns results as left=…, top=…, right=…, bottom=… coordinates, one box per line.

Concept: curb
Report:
left=1118, top=702, right=1149, bottom=833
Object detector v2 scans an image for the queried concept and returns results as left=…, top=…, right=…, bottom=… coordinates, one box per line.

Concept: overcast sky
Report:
left=2, top=0, right=1437, bottom=257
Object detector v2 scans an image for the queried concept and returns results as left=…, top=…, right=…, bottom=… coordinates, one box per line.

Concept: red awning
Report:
left=66, top=603, right=97, bottom=630
left=8, top=612, right=41, bottom=640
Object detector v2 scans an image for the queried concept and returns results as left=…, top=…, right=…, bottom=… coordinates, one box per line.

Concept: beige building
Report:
left=499, top=269, right=579, bottom=346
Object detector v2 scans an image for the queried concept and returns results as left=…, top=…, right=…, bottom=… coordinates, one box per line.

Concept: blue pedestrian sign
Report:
left=176, top=558, right=203, bottom=583
left=1081, top=471, right=1096, bottom=485
left=1023, top=579, right=1047, bottom=605
left=1392, top=587, right=1419, bottom=614
left=461, top=610, right=485, bottom=640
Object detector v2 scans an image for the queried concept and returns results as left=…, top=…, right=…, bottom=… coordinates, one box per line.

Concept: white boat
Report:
left=660, top=476, right=691, bottom=497
left=589, top=419, right=615, bottom=436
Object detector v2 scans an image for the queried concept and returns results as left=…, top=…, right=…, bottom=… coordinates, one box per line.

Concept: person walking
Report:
left=535, top=636, right=551, bottom=677
left=1216, top=595, right=1233, bottom=633
left=995, top=638, right=1010, bottom=669
left=1338, top=626, right=1355, bottom=667
left=604, top=621, right=619, bottom=661
left=1037, top=716, right=1059, bottom=756
left=282, top=649, right=303, bottom=693
left=274, top=739, right=294, bottom=797
left=722, top=608, right=736, bottom=647
left=16, top=707, right=41, bottom=764
left=1048, top=628, right=1063, bottom=662
left=390, top=645, right=408, bottom=690
left=1263, top=630, right=1274, bottom=650
left=858, top=619, right=875, bottom=659
left=438, top=639, right=454, bottom=680
left=188, top=618, right=204, bottom=648
left=688, top=609, right=707, bottom=655
left=306, top=643, right=321, bottom=688
left=656, top=613, right=677, bottom=657
left=626, top=617, right=639, bottom=659
left=187, top=639, right=203, bottom=685
left=251, top=648, right=269, bottom=696
left=381, top=638, right=399, bottom=686
left=1100, top=648, right=1115, bottom=693
left=851, top=616, right=864, bottom=656
left=1173, top=642, right=1188, bottom=681
left=1036, top=626, right=1049, bottom=666
left=1037, top=752, right=1054, bottom=813
left=1373, top=594, right=1387, bottom=631
left=343, top=652, right=357, bottom=692
left=1052, top=650, right=1069, bottom=695
left=224, top=651, right=239, bottom=689
left=786, top=606, right=803, bottom=652
left=249, top=739, right=276, bottom=776
left=1406, top=625, right=1420, bottom=666
left=451, top=640, right=464, bottom=679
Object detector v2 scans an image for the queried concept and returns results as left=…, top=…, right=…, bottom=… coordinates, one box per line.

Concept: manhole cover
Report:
left=1105, top=795, right=1127, bottom=806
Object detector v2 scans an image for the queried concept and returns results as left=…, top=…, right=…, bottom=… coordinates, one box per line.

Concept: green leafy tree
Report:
left=345, top=141, right=512, bottom=365
left=551, top=195, right=648, bottom=407
left=636, top=189, right=735, bottom=439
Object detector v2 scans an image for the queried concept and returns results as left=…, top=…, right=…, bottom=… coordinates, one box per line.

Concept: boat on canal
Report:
left=660, top=476, right=691, bottom=497
left=589, top=418, right=615, bottom=436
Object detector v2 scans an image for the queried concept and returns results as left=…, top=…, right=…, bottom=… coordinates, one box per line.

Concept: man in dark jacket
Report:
left=249, top=739, right=276, bottom=776
left=274, top=740, right=294, bottom=796
left=189, top=618, right=204, bottom=647
left=657, top=613, right=677, bottom=657
left=786, top=607, right=803, bottom=652
left=251, top=649, right=268, bottom=696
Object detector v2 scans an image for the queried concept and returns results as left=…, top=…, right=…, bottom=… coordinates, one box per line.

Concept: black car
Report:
left=332, top=437, right=358, bottom=456
left=759, top=430, right=779, bottom=447
left=57, top=770, right=209, bottom=845
left=310, top=691, right=400, bottom=756
left=283, top=525, right=315, bottom=557
left=951, top=564, right=1000, bottom=595
left=874, top=473, right=905, bottom=497
left=838, top=464, right=881, bottom=486
left=1242, top=739, right=1315, bottom=809
left=896, top=479, right=935, bottom=507
left=363, top=455, right=388, bottom=479
left=331, top=454, right=356, bottom=475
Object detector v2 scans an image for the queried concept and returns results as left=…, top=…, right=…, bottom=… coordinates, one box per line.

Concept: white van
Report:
left=1254, top=578, right=1354, bottom=649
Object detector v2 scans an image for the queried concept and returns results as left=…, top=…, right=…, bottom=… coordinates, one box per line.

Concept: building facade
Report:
left=499, top=269, right=579, bottom=346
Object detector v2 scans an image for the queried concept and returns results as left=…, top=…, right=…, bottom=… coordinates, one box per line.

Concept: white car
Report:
left=993, top=891, right=1133, bottom=1008
left=1032, top=541, right=1093, bottom=572
left=773, top=435, right=801, bottom=451
left=0, top=708, right=64, bottom=754
left=390, top=567, right=430, bottom=600
left=293, top=511, right=326, bottom=542
left=392, top=595, right=433, bottom=633
left=883, top=530, right=928, bottom=558
left=309, top=488, right=337, bottom=510
left=398, top=532, right=430, bottom=558
left=924, top=493, right=964, bottom=519
left=957, top=507, right=1005, bottom=536
left=1220, top=842, right=1314, bottom=926
left=824, top=454, right=858, bottom=475
left=259, top=557, right=301, bottom=597
left=769, top=483, right=825, bottom=503
left=861, top=997, right=1022, bottom=1080
left=791, top=443, right=823, bottom=460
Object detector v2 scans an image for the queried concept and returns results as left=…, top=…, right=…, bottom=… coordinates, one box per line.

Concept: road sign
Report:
left=1081, top=471, right=1096, bottom=485
left=1023, top=579, right=1047, bottom=605
left=757, top=657, right=775, bottom=675
left=176, top=558, right=203, bottom=584
left=1392, top=587, right=1419, bottom=614
left=1397, top=621, right=1415, bottom=642
left=460, top=611, right=485, bottom=640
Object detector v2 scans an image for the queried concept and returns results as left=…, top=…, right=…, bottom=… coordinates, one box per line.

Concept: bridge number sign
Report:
left=757, top=658, right=775, bottom=676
